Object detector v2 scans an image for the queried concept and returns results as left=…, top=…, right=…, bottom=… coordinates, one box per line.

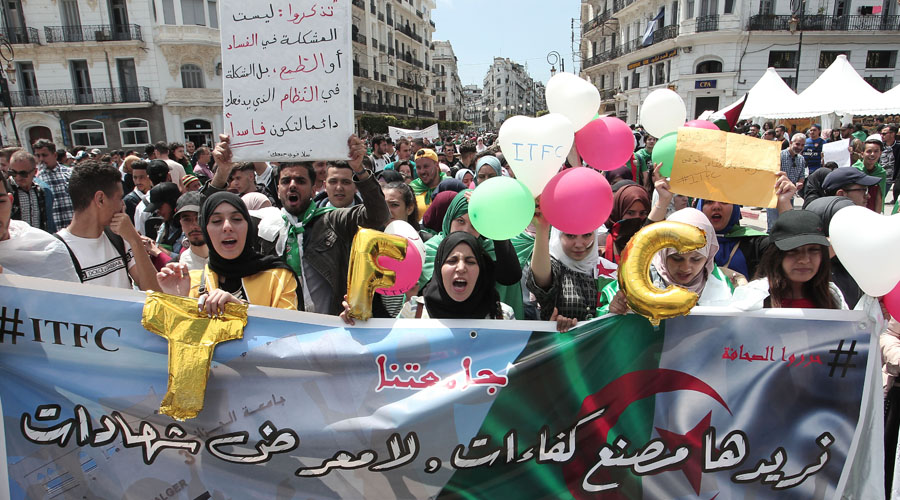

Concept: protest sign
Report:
left=0, top=275, right=881, bottom=499
left=388, top=124, right=440, bottom=142
left=824, top=138, right=852, bottom=167
left=221, top=0, right=353, bottom=161
left=669, top=127, right=781, bottom=208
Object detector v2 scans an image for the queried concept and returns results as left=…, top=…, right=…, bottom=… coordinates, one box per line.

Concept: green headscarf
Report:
left=418, top=191, right=526, bottom=318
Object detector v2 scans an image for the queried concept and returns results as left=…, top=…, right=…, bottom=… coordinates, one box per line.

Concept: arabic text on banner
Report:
left=0, top=276, right=881, bottom=499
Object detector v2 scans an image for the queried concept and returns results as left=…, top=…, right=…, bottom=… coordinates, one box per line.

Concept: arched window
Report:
left=119, top=118, right=150, bottom=147
left=71, top=119, right=106, bottom=147
left=180, top=64, right=204, bottom=88
left=696, top=60, right=723, bottom=74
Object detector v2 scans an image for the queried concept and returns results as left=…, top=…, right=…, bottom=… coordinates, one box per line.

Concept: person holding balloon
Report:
left=417, top=190, right=526, bottom=318
left=525, top=203, right=602, bottom=333
left=339, top=231, right=514, bottom=322
left=599, top=207, right=735, bottom=316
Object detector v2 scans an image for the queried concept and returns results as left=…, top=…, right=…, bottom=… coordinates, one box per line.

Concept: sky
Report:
left=431, top=0, right=582, bottom=87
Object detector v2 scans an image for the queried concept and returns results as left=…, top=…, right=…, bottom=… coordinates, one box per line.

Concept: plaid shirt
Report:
left=37, top=163, right=73, bottom=229
left=780, top=148, right=806, bottom=184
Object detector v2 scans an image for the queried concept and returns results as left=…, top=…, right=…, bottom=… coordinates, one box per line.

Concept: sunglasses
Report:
left=8, top=169, right=34, bottom=178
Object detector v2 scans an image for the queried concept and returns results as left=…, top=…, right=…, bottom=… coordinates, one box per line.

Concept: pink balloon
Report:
left=574, top=117, right=634, bottom=171
left=683, top=120, right=719, bottom=131
left=375, top=239, right=423, bottom=296
left=884, top=281, right=900, bottom=320
left=541, top=167, right=613, bottom=235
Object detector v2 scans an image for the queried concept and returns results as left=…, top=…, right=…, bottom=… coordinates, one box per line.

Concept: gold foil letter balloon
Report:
left=347, top=228, right=408, bottom=320
left=617, top=221, right=707, bottom=323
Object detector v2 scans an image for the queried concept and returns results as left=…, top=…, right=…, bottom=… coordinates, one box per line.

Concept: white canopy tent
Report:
left=881, top=84, right=900, bottom=114
left=738, top=68, right=801, bottom=120
left=733, top=55, right=891, bottom=120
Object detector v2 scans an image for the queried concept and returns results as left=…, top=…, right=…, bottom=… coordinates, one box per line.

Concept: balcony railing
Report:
left=352, top=64, right=369, bottom=78
left=582, top=10, right=613, bottom=33
left=0, top=27, right=40, bottom=44
left=612, top=0, right=635, bottom=13
left=9, top=86, right=151, bottom=107
left=748, top=14, right=900, bottom=31
left=600, top=89, right=616, bottom=100
left=378, top=12, right=385, bottom=22
left=696, top=15, right=718, bottom=32
left=355, top=100, right=410, bottom=115
left=352, top=31, right=366, bottom=45
left=398, top=80, right=422, bottom=91
left=45, top=24, right=142, bottom=43
left=582, top=25, right=678, bottom=70
left=865, top=76, right=894, bottom=92
left=387, top=15, right=394, bottom=26
left=395, top=24, right=422, bottom=43
left=388, top=47, right=395, bottom=56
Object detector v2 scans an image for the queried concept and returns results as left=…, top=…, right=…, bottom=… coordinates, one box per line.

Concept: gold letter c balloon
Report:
left=347, top=228, right=408, bottom=321
left=617, top=221, right=707, bottom=324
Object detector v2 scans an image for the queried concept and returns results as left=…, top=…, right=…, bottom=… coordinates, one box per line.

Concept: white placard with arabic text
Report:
left=221, top=0, right=353, bottom=161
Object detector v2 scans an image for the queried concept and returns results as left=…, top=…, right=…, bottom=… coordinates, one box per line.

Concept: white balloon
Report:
left=384, top=220, right=424, bottom=260
left=498, top=113, right=575, bottom=196
left=829, top=206, right=900, bottom=296
left=639, top=89, right=687, bottom=138
left=545, top=73, right=601, bottom=131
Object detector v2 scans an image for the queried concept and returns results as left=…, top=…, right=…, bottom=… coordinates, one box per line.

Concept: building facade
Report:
left=351, top=0, right=437, bottom=120
left=431, top=40, right=464, bottom=121
left=580, top=0, right=900, bottom=125
left=463, top=84, right=486, bottom=130
left=0, top=0, right=443, bottom=152
left=482, top=57, right=547, bottom=129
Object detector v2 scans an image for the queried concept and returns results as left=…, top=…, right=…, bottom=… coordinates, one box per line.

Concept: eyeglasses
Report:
left=842, top=187, right=869, bottom=196
left=8, top=169, right=34, bottom=178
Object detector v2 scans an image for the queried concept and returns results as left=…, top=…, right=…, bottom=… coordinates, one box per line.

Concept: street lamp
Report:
left=547, top=50, right=564, bottom=77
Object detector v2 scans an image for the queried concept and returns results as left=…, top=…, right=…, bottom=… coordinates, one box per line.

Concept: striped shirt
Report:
left=780, top=149, right=806, bottom=184
left=37, top=163, right=73, bottom=229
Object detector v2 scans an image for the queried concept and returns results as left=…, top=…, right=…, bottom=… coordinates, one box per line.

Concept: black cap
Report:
left=144, top=182, right=181, bottom=213
left=769, top=210, right=830, bottom=251
left=822, top=167, right=880, bottom=193
left=173, top=191, right=201, bottom=219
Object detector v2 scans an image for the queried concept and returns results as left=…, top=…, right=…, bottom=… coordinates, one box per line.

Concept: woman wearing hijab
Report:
left=420, top=191, right=458, bottom=238
left=417, top=190, right=525, bottom=318
left=602, top=184, right=651, bottom=263
left=474, top=156, right=503, bottom=185
left=157, top=192, right=298, bottom=314
left=455, top=168, right=474, bottom=187
left=340, top=232, right=513, bottom=322
left=600, top=208, right=734, bottom=315
left=526, top=205, right=604, bottom=332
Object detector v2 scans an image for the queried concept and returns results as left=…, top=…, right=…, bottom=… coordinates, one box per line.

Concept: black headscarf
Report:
left=200, top=192, right=290, bottom=287
left=422, top=231, right=500, bottom=319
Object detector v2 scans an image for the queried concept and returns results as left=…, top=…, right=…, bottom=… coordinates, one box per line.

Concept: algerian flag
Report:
left=642, top=10, right=665, bottom=47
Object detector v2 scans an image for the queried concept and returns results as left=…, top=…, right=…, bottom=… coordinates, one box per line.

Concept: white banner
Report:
left=221, top=0, right=354, bottom=161
left=388, top=124, right=440, bottom=142
left=824, top=138, right=852, bottom=167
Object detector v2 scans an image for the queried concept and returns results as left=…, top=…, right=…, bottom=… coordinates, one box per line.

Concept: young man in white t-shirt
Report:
left=56, top=161, right=159, bottom=290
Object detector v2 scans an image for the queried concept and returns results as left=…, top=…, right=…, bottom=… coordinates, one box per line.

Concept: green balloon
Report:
left=468, top=177, right=535, bottom=241
left=652, top=131, right=678, bottom=177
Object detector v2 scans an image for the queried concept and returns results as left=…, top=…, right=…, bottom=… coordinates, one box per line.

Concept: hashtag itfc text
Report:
left=0, top=305, right=120, bottom=352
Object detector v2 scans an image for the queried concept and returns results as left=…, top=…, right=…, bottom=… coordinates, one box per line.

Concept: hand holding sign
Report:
left=498, top=113, right=574, bottom=196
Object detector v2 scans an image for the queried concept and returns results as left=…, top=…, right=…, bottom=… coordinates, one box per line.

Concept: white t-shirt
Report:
left=256, top=163, right=273, bottom=187
left=134, top=199, right=150, bottom=236
left=57, top=229, right=135, bottom=288
left=165, top=159, right=186, bottom=186
left=179, top=246, right=208, bottom=271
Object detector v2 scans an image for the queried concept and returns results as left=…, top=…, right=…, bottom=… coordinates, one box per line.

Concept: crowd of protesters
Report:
left=1, top=118, right=899, bottom=493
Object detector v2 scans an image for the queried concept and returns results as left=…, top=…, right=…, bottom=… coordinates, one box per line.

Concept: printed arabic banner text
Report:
left=0, top=276, right=880, bottom=499
left=221, top=0, right=353, bottom=161
left=669, top=127, right=781, bottom=208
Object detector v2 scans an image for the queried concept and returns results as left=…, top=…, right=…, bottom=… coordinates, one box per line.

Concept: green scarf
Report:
left=283, top=202, right=335, bottom=277
left=409, top=172, right=448, bottom=205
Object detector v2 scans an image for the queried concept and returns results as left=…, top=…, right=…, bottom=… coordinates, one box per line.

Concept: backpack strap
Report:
left=53, top=233, right=85, bottom=282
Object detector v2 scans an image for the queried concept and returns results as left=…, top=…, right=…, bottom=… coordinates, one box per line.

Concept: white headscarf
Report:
left=650, top=208, right=719, bottom=294
left=549, top=227, right=600, bottom=278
